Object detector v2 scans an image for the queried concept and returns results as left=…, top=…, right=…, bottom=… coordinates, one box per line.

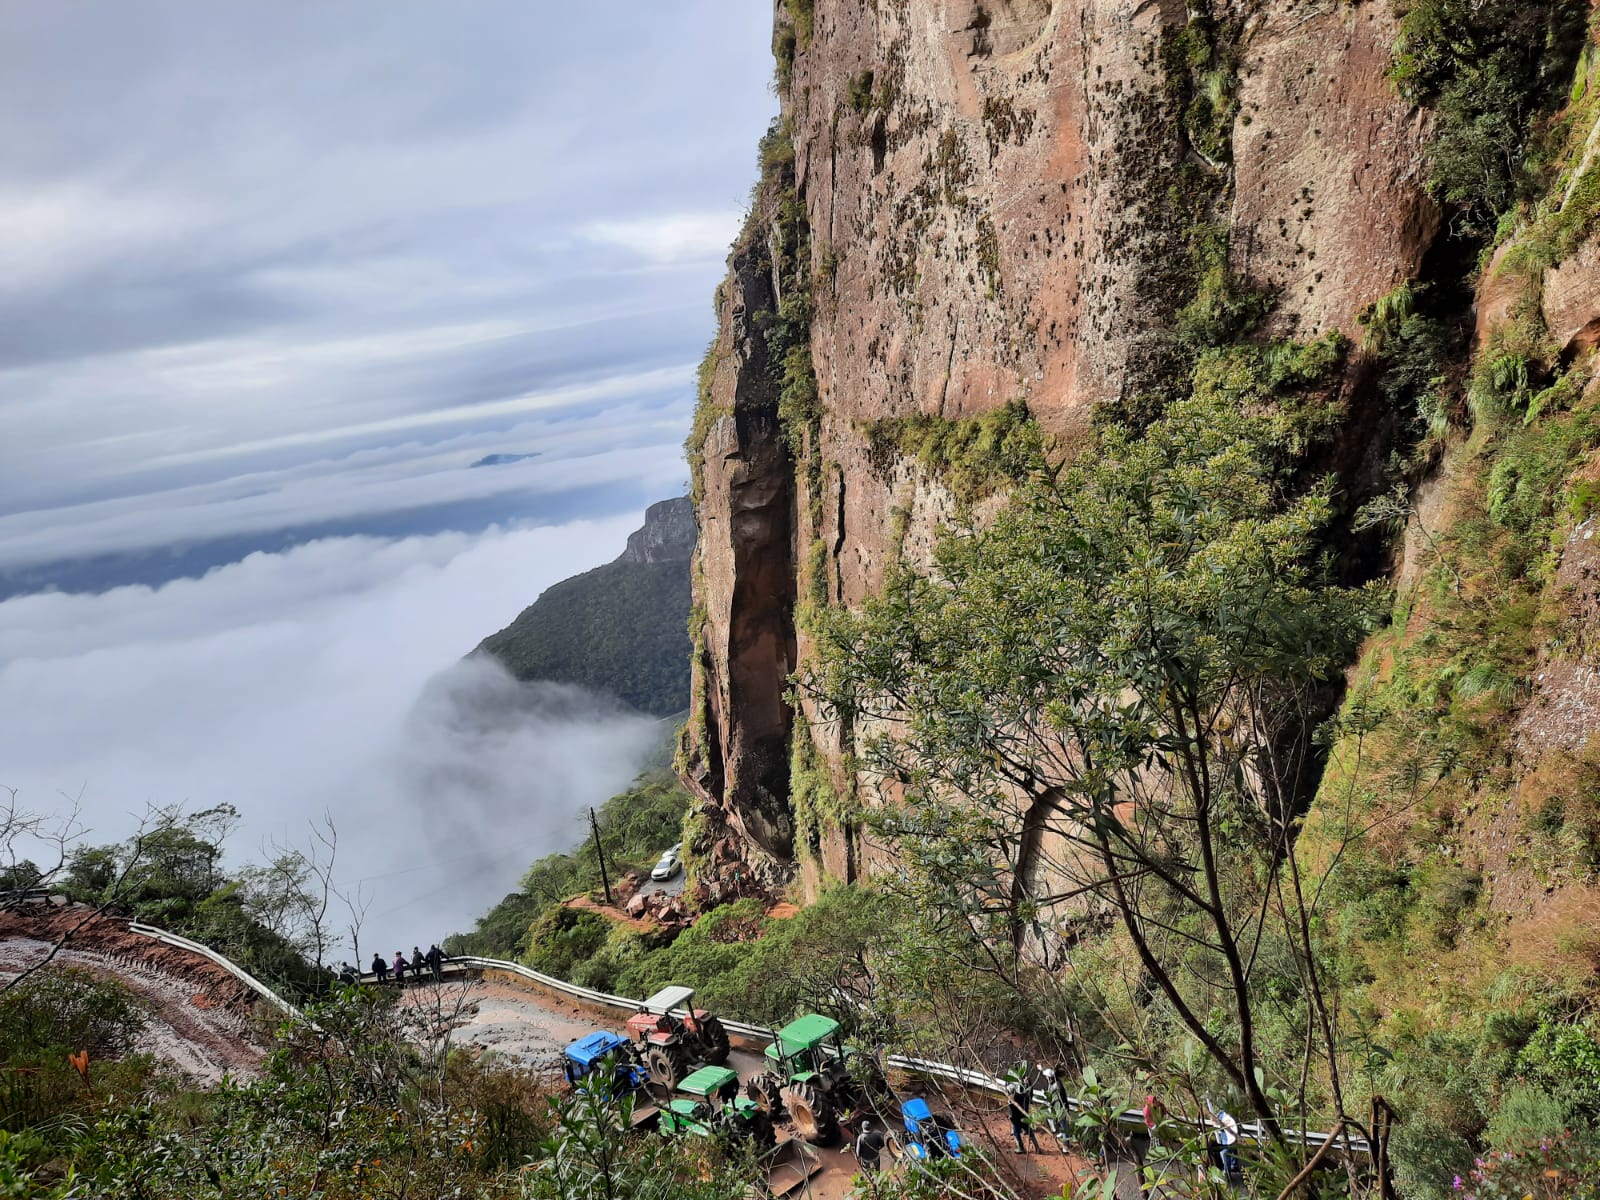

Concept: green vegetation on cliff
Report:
left=1394, top=0, right=1589, bottom=235
left=861, top=398, right=1043, bottom=503
left=476, top=557, right=690, bottom=717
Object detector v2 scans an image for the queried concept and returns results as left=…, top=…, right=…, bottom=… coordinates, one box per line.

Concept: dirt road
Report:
left=0, top=907, right=268, bottom=1083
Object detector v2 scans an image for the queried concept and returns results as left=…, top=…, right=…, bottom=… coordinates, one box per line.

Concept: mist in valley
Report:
left=0, top=515, right=666, bottom=957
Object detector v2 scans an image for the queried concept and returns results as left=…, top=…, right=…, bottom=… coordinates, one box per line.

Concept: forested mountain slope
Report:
left=475, top=497, right=694, bottom=716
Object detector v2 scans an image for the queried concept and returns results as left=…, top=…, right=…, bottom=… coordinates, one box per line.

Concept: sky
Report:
left=0, top=3, right=776, bottom=954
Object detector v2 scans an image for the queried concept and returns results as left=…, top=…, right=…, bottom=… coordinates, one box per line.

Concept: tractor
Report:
left=744, top=1013, right=862, bottom=1144
left=899, top=1097, right=964, bottom=1160
left=658, top=1065, right=776, bottom=1147
left=625, top=984, right=732, bottom=1090
left=561, top=1030, right=645, bottom=1096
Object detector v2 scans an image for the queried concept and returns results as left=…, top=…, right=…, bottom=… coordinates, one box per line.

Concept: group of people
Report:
left=1005, top=1065, right=1242, bottom=1176
left=335, top=944, right=446, bottom=986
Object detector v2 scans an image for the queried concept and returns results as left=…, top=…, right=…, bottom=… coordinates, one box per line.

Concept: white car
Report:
left=650, top=848, right=682, bottom=881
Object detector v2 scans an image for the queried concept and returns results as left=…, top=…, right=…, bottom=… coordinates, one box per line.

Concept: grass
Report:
left=861, top=399, right=1042, bottom=502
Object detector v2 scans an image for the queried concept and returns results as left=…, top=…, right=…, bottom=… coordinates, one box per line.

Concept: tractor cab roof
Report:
left=564, top=1030, right=630, bottom=1068
left=641, top=985, right=695, bottom=1015
left=902, top=1098, right=933, bottom=1125
left=765, top=1013, right=841, bottom=1061
left=678, top=1066, right=738, bottom=1097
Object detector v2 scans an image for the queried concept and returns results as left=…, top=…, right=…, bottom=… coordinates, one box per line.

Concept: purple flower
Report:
left=1452, top=1176, right=1463, bottom=1191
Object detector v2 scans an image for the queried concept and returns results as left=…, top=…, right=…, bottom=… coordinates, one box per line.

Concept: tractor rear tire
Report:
left=697, top=1014, right=731, bottom=1064
left=746, top=1073, right=784, bottom=1115
left=781, top=1080, right=835, bottom=1145
left=645, top=1044, right=686, bottom=1090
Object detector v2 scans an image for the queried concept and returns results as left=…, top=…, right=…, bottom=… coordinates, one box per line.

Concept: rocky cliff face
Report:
left=617, top=497, right=697, bottom=565
left=683, top=0, right=1445, bottom=888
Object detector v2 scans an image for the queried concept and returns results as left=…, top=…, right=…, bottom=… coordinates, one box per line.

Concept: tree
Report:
left=1, top=786, right=86, bottom=907
left=804, top=382, right=1382, bottom=1145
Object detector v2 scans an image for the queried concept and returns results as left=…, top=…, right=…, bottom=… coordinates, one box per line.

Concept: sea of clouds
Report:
left=0, top=515, right=665, bottom=955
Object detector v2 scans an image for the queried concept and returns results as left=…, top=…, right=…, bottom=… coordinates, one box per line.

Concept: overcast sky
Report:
left=0, top=3, right=776, bottom=953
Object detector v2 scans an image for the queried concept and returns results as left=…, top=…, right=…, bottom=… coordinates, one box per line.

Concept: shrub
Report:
left=1390, top=1114, right=1476, bottom=1200
left=524, top=906, right=609, bottom=981
left=1392, top=0, right=1589, bottom=235
left=1486, top=1084, right=1572, bottom=1152
left=1517, top=1021, right=1600, bottom=1116
left=0, top=967, right=147, bottom=1061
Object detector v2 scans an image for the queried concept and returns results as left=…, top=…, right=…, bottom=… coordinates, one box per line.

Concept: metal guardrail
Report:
left=0, top=885, right=54, bottom=904
left=129, top=922, right=300, bottom=1018
left=130, top=936, right=1368, bottom=1158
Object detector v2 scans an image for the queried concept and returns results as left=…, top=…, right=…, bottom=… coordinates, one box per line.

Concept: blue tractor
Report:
left=562, top=1030, right=646, bottom=1095
left=900, top=1097, right=963, bottom=1160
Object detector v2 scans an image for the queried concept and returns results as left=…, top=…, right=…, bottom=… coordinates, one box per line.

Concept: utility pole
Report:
left=589, top=808, right=613, bottom=905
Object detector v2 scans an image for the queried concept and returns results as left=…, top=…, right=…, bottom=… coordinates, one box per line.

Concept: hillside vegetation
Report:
left=475, top=557, right=690, bottom=717
left=444, top=767, right=692, bottom=960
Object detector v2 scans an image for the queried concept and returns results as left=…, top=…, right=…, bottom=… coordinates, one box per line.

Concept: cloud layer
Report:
left=0, top=2, right=774, bottom=588
left=0, top=516, right=665, bottom=954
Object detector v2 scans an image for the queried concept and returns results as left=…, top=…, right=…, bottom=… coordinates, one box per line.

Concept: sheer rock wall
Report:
left=683, top=0, right=1437, bottom=886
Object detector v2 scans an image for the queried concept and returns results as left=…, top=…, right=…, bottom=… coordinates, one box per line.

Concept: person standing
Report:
left=411, top=946, right=425, bottom=980
left=393, top=950, right=407, bottom=986
left=854, top=1118, right=885, bottom=1172
left=425, top=943, right=444, bottom=982
left=1041, top=1065, right=1071, bottom=1148
left=1213, top=1108, right=1240, bottom=1176
left=1008, top=1076, right=1042, bottom=1154
left=371, top=952, right=389, bottom=984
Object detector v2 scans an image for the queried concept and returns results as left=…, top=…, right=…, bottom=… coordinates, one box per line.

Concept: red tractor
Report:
left=625, top=985, right=732, bottom=1089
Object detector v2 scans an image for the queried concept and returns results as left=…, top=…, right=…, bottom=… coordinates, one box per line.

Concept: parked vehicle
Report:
left=746, top=1013, right=863, bottom=1144
left=561, top=1030, right=645, bottom=1095
left=650, top=848, right=682, bottom=881
left=900, top=1097, right=963, bottom=1160
left=625, top=985, right=732, bottom=1089
left=658, top=1066, right=775, bottom=1146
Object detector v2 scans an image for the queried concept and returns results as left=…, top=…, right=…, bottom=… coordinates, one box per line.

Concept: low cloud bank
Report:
left=0, top=515, right=665, bottom=954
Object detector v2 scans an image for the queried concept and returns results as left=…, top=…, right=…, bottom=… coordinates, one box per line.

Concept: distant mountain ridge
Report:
left=473, top=498, right=694, bottom=716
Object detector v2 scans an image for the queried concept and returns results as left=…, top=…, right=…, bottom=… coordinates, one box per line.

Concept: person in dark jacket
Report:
left=393, top=951, right=407, bottom=985
left=371, top=952, right=389, bottom=984
left=425, top=944, right=444, bottom=981
left=854, top=1119, right=885, bottom=1172
left=411, top=946, right=425, bottom=979
left=1008, top=1076, right=1042, bottom=1153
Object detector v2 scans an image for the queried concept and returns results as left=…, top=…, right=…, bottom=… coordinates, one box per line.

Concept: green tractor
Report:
left=659, top=1065, right=775, bottom=1147
left=745, top=1013, right=862, bottom=1144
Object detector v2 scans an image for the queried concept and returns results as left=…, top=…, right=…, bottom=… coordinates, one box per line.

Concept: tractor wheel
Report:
left=645, top=1044, right=686, bottom=1090
left=746, top=1073, right=784, bottom=1115
left=697, top=1014, right=731, bottom=1064
left=781, top=1080, right=835, bottom=1145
